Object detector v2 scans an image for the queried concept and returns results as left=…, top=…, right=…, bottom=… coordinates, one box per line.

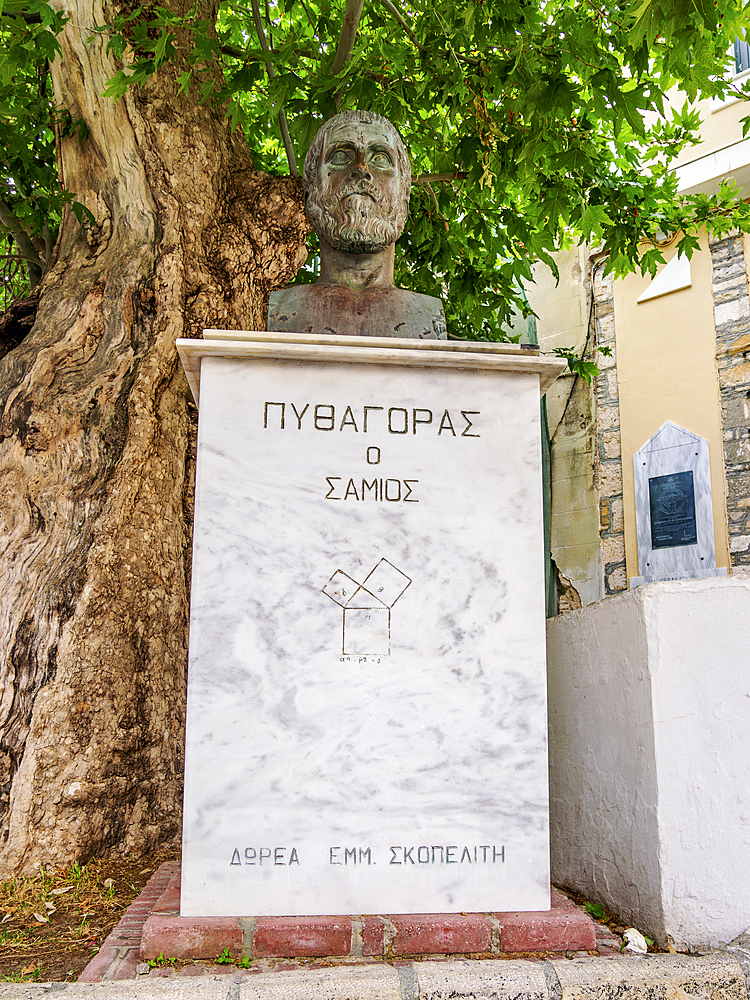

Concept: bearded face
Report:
left=304, top=115, right=411, bottom=254
left=306, top=176, right=405, bottom=253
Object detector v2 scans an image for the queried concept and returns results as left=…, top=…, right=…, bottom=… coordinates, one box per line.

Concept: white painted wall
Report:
left=547, top=574, right=750, bottom=949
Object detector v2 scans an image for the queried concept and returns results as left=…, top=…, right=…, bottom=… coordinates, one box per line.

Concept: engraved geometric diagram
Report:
left=322, top=558, right=412, bottom=656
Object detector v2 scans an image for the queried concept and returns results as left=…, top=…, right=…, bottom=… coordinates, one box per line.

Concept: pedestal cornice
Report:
left=176, top=330, right=566, bottom=405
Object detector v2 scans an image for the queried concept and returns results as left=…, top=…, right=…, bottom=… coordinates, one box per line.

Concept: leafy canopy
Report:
left=3, top=0, right=750, bottom=339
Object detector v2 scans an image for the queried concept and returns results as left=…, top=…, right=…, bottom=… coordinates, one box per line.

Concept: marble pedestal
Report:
left=177, top=331, right=564, bottom=918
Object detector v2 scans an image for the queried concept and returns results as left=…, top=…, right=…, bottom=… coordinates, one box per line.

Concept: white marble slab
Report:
left=178, top=330, right=564, bottom=406
left=179, top=334, right=559, bottom=917
left=632, top=421, right=722, bottom=587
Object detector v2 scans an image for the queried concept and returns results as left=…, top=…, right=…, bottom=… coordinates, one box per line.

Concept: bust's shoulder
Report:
left=267, top=282, right=446, bottom=339
left=268, top=285, right=317, bottom=311
left=267, top=285, right=321, bottom=332
left=387, top=287, right=446, bottom=338
left=390, top=287, right=444, bottom=311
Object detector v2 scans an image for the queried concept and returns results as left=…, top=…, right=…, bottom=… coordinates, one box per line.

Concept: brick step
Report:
left=139, top=867, right=597, bottom=962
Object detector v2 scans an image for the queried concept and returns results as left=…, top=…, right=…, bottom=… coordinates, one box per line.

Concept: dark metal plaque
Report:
left=649, top=471, right=697, bottom=549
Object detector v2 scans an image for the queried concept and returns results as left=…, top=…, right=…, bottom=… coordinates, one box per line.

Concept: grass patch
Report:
left=0, top=849, right=178, bottom=983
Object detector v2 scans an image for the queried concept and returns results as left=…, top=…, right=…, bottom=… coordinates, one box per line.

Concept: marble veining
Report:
left=180, top=340, right=552, bottom=917
left=632, top=421, right=722, bottom=586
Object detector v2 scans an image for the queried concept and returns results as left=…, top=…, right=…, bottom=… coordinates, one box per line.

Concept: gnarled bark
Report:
left=0, top=0, right=309, bottom=873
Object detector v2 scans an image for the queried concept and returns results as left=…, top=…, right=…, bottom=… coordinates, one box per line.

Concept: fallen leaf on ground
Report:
left=22, top=964, right=36, bottom=975
left=32, top=913, right=48, bottom=924
left=49, top=886, right=74, bottom=896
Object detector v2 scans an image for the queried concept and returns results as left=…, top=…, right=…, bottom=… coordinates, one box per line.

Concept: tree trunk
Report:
left=0, top=0, right=309, bottom=874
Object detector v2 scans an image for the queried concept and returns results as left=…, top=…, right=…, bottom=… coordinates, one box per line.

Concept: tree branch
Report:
left=416, top=178, right=449, bottom=231
left=416, top=171, right=468, bottom=182
left=221, top=42, right=318, bottom=60
left=0, top=201, right=44, bottom=289
left=380, top=0, right=481, bottom=65
left=249, top=0, right=300, bottom=178
left=221, top=42, right=249, bottom=59
left=331, top=0, right=365, bottom=79
left=379, top=0, right=424, bottom=50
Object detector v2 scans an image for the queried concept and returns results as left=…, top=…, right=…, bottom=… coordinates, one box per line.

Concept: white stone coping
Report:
left=176, top=330, right=566, bottom=406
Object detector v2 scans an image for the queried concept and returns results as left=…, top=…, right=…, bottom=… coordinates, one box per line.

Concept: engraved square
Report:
left=322, top=570, right=360, bottom=608
left=360, top=559, right=411, bottom=609
left=343, top=608, right=390, bottom=655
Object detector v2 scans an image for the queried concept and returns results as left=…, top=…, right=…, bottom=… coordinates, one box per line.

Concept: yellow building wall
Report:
left=612, top=238, right=731, bottom=580
left=671, top=96, right=748, bottom=168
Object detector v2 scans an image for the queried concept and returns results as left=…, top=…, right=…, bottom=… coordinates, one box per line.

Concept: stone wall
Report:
left=540, top=247, right=603, bottom=609
left=710, top=233, right=750, bottom=566
left=592, top=263, right=626, bottom=594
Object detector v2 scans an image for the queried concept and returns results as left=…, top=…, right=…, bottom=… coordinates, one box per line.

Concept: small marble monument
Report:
left=177, top=330, right=564, bottom=917
left=631, top=420, right=727, bottom=587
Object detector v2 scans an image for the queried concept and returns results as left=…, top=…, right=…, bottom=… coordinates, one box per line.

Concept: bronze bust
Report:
left=268, top=110, right=446, bottom=340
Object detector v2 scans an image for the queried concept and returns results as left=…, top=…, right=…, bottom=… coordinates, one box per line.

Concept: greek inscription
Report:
left=264, top=402, right=285, bottom=429
left=330, top=847, right=373, bottom=865
left=363, top=405, right=384, bottom=431
left=231, top=847, right=299, bottom=865
left=438, top=410, right=455, bottom=436
left=388, top=407, right=409, bottom=434
left=264, top=403, right=480, bottom=437
left=388, top=845, right=504, bottom=865
left=461, top=411, right=480, bottom=437
left=314, top=404, right=335, bottom=430
left=384, top=478, right=401, bottom=501
left=324, top=478, right=419, bottom=502
left=413, top=408, right=432, bottom=433
left=291, top=403, right=309, bottom=429
left=339, top=406, right=359, bottom=432
left=231, top=844, right=502, bottom=868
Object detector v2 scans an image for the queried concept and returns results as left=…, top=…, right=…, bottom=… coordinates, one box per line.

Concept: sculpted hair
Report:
left=303, top=110, right=412, bottom=207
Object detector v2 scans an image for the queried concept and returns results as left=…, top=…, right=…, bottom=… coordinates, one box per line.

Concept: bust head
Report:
left=303, top=110, right=412, bottom=254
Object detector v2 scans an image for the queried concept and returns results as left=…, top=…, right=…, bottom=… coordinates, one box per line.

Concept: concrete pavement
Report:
left=1, top=951, right=748, bottom=1000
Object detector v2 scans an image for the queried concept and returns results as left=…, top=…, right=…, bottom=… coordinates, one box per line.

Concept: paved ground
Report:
left=0, top=952, right=748, bottom=999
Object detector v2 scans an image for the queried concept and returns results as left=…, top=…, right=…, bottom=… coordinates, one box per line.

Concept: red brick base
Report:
left=137, top=868, right=596, bottom=962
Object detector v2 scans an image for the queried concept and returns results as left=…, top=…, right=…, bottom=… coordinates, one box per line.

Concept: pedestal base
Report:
left=139, top=866, right=597, bottom=961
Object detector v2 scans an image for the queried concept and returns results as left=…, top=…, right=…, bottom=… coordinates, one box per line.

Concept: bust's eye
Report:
left=369, top=151, right=393, bottom=166
left=328, top=149, right=354, bottom=166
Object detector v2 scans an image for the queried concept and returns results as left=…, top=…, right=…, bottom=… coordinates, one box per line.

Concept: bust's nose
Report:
left=349, top=149, right=371, bottom=179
